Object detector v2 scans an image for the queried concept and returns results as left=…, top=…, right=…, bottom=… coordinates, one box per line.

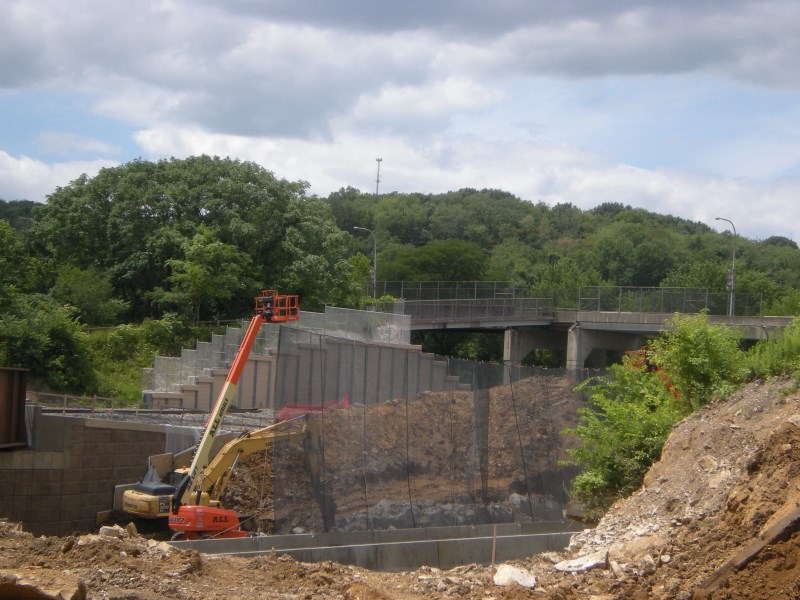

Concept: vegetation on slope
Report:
left=565, top=312, right=800, bottom=519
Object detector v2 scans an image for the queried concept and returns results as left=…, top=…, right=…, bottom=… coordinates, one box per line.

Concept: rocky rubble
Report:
left=3, top=377, right=800, bottom=598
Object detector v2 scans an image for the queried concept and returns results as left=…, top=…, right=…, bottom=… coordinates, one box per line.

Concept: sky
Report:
left=1, top=0, right=799, bottom=242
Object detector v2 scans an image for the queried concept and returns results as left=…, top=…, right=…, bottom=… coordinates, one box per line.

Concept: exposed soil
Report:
left=260, top=376, right=582, bottom=533
left=3, top=376, right=800, bottom=598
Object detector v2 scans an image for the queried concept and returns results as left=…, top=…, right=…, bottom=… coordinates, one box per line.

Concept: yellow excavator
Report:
left=122, top=290, right=305, bottom=538
left=121, top=420, right=305, bottom=521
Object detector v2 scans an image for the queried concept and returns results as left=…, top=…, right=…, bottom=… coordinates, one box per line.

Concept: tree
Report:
left=380, top=239, right=486, bottom=281
left=565, top=358, right=685, bottom=518
left=32, top=156, right=353, bottom=320
left=589, top=233, right=636, bottom=284
left=0, top=220, right=25, bottom=289
left=485, top=240, right=536, bottom=284
left=373, top=194, right=430, bottom=246
left=160, top=228, right=257, bottom=323
left=0, top=293, right=96, bottom=392
left=0, top=199, right=37, bottom=230
left=51, top=266, right=129, bottom=325
left=649, top=312, right=745, bottom=411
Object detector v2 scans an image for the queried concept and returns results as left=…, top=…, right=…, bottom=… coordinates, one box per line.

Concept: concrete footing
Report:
left=171, top=521, right=584, bottom=572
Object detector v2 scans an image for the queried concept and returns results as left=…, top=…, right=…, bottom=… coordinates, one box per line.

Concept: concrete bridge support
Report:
left=503, top=325, right=646, bottom=370
left=566, top=326, right=644, bottom=370
left=503, top=327, right=567, bottom=365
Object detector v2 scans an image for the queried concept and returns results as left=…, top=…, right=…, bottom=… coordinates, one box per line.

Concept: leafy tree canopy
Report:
left=31, top=156, right=352, bottom=319
left=380, top=239, right=487, bottom=281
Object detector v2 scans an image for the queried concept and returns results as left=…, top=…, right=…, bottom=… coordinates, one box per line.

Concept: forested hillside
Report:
left=2, top=155, right=800, bottom=396
left=333, top=185, right=800, bottom=308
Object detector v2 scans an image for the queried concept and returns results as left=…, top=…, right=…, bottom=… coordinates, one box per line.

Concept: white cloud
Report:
left=1, top=0, right=799, bottom=244
left=0, top=151, right=115, bottom=202
left=35, top=132, right=121, bottom=157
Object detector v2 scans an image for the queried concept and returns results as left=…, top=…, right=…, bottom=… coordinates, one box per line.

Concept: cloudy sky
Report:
left=1, top=0, right=799, bottom=241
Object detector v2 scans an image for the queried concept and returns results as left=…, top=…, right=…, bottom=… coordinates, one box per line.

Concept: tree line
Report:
left=3, top=155, right=800, bottom=394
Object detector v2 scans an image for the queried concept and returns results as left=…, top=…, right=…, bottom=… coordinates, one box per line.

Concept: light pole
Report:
left=353, top=226, right=376, bottom=300
left=715, top=217, right=736, bottom=316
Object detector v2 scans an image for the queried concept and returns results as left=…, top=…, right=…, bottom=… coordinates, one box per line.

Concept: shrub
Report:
left=564, top=359, right=685, bottom=519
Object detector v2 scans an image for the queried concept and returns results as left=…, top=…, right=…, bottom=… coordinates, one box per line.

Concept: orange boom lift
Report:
left=167, top=290, right=299, bottom=539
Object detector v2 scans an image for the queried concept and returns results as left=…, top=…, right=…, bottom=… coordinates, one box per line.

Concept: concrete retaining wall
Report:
left=173, top=521, right=583, bottom=571
left=0, top=408, right=173, bottom=535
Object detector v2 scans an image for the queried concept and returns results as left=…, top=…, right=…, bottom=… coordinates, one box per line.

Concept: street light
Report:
left=353, top=226, right=376, bottom=300
left=715, top=217, right=736, bottom=316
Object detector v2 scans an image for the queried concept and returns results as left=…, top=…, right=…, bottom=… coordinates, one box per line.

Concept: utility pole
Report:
left=375, top=158, right=382, bottom=196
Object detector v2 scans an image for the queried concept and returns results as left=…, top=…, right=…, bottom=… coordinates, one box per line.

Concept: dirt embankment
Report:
left=3, top=377, right=800, bottom=598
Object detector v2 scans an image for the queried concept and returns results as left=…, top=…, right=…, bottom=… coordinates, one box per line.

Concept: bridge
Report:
left=376, top=282, right=793, bottom=370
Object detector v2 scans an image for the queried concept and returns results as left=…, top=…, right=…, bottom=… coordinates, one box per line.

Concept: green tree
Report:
left=746, top=316, right=800, bottom=379
left=159, top=228, right=257, bottom=323
left=380, top=239, right=486, bottom=281
left=51, top=266, right=129, bottom=325
left=662, top=260, right=726, bottom=290
left=0, top=293, right=96, bottom=391
left=589, top=233, right=636, bottom=284
left=565, top=359, right=685, bottom=518
left=0, top=199, right=37, bottom=230
left=767, top=290, right=800, bottom=316
left=0, top=220, right=25, bottom=289
left=650, top=312, right=745, bottom=411
left=485, top=240, right=536, bottom=284
left=32, top=156, right=352, bottom=320
left=374, top=194, right=430, bottom=246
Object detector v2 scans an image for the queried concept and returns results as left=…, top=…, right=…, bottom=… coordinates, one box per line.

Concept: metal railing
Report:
left=379, top=282, right=764, bottom=317
left=377, top=281, right=519, bottom=301
left=401, top=297, right=553, bottom=323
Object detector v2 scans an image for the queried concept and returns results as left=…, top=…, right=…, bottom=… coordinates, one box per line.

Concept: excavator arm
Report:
left=180, top=421, right=306, bottom=507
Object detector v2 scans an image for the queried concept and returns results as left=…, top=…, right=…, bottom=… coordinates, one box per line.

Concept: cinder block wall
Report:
left=0, top=408, right=167, bottom=536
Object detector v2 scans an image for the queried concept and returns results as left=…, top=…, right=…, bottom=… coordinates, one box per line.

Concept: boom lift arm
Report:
left=171, top=290, right=299, bottom=513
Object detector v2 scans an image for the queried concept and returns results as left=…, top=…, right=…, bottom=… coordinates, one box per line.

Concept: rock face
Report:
left=3, top=378, right=800, bottom=598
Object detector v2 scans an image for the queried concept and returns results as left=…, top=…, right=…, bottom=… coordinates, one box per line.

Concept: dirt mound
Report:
left=4, top=377, right=800, bottom=598
left=519, top=376, right=800, bottom=598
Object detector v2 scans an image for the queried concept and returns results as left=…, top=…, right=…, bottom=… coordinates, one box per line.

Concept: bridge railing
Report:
left=401, top=297, right=553, bottom=323
left=572, top=287, right=763, bottom=316
left=378, top=282, right=765, bottom=317
left=377, top=281, right=519, bottom=300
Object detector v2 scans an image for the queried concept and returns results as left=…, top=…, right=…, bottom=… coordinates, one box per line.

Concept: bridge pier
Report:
left=504, top=325, right=645, bottom=371
left=566, top=326, right=643, bottom=370
left=503, top=327, right=567, bottom=365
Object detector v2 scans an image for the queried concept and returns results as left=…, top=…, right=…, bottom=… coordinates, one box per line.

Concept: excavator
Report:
left=122, top=290, right=303, bottom=539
